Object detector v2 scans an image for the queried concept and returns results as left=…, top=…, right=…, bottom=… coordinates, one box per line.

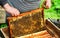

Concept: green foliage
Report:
left=45, top=0, right=60, bottom=19
left=52, top=0, right=60, bottom=8
left=0, top=24, right=7, bottom=28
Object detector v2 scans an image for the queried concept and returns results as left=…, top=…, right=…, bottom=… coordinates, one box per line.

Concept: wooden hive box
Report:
left=1, top=18, right=60, bottom=38
left=7, top=8, right=45, bottom=38
left=1, top=19, right=60, bottom=38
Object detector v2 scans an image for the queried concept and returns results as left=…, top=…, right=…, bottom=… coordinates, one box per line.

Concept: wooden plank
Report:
left=46, top=19, right=60, bottom=38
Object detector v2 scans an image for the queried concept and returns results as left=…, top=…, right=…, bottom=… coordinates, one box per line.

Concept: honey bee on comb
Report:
left=7, top=8, right=44, bottom=38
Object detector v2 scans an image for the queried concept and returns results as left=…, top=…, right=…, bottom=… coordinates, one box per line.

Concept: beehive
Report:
left=7, top=8, right=45, bottom=38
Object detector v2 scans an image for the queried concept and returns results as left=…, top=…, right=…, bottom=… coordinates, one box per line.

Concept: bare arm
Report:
left=3, top=3, right=20, bottom=16
left=0, top=0, right=20, bottom=16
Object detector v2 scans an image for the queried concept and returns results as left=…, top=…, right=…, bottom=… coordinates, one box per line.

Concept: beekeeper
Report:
left=0, top=0, right=51, bottom=17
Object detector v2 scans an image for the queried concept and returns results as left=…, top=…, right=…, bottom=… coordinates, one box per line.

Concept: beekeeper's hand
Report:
left=46, top=0, right=51, bottom=8
left=4, top=3, right=20, bottom=16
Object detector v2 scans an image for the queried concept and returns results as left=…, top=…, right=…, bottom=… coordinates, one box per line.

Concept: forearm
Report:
left=0, top=0, right=8, bottom=7
left=3, top=3, right=20, bottom=16
left=0, top=0, right=12, bottom=13
left=0, top=0, right=11, bottom=9
left=3, top=3, right=11, bottom=10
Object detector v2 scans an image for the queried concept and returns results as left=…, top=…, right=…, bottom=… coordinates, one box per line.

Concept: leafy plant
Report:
left=44, top=0, right=60, bottom=19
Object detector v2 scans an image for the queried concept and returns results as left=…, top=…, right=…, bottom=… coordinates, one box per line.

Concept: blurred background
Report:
left=44, top=0, right=60, bottom=19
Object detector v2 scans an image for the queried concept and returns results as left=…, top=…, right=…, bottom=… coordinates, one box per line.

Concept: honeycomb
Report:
left=7, top=8, right=44, bottom=38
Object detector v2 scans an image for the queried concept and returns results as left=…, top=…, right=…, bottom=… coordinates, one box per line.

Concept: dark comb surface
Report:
left=7, top=8, right=44, bottom=38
